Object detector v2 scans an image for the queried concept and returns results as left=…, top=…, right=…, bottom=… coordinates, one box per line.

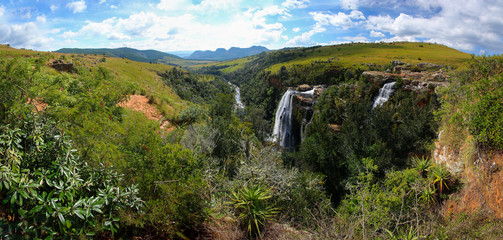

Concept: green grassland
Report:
left=190, top=55, right=261, bottom=73
left=268, top=42, right=471, bottom=72
left=196, top=42, right=472, bottom=74
left=0, top=44, right=190, bottom=118
left=158, top=56, right=215, bottom=67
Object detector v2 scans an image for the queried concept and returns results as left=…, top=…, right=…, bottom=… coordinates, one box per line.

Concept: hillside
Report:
left=188, top=46, right=269, bottom=61
left=196, top=42, right=470, bottom=74
left=56, top=47, right=182, bottom=63
left=2, top=42, right=503, bottom=239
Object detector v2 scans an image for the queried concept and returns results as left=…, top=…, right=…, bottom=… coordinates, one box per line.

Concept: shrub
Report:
left=230, top=181, right=278, bottom=238
left=437, top=55, right=503, bottom=150
left=0, top=114, right=143, bottom=238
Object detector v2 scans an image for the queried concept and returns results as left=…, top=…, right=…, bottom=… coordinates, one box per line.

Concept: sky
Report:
left=1, top=0, right=502, bottom=54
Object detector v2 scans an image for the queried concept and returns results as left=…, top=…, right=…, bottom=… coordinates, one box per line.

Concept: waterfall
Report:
left=272, top=88, right=315, bottom=149
left=227, top=81, right=245, bottom=112
left=372, top=82, right=396, bottom=109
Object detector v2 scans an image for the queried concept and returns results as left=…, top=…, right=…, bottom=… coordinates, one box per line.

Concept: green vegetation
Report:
left=0, top=114, right=142, bottom=238
left=230, top=182, right=277, bottom=238
left=437, top=55, right=503, bottom=149
left=196, top=42, right=470, bottom=73
left=55, top=47, right=182, bottom=63
left=1, top=43, right=503, bottom=239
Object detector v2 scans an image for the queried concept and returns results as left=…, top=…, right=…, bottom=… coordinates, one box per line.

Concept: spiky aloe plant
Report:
left=430, top=165, right=451, bottom=194
left=420, top=185, right=437, bottom=205
left=412, top=156, right=431, bottom=177
left=230, top=182, right=278, bottom=238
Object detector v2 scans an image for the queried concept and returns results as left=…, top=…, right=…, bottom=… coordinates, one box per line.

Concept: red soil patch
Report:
left=118, top=95, right=173, bottom=131
left=443, top=152, right=503, bottom=219
left=26, top=98, right=47, bottom=112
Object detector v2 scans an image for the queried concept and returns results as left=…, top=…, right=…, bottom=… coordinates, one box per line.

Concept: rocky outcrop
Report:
left=433, top=142, right=464, bottom=174
left=49, top=60, right=74, bottom=72
left=362, top=62, right=449, bottom=92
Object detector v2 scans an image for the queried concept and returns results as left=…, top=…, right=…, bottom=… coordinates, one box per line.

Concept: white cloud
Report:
left=282, top=0, right=310, bottom=9
left=59, top=8, right=287, bottom=51
left=369, top=30, right=385, bottom=37
left=108, top=32, right=130, bottom=41
left=341, top=0, right=360, bottom=10
left=193, top=0, right=240, bottom=12
left=111, top=5, right=118, bottom=9
left=292, top=27, right=300, bottom=32
left=157, top=0, right=189, bottom=11
left=310, top=10, right=365, bottom=30
left=286, top=24, right=325, bottom=46
left=66, top=1, right=87, bottom=13
left=36, top=16, right=47, bottom=23
left=343, top=36, right=368, bottom=42
left=364, top=1, right=503, bottom=52
left=99, top=0, right=106, bottom=4
left=0, top=6, right=4, bottom=18
left=349, top=10, right=365, bottom=20
left=0, top=21, right=52, bottom=50
left=50, top=5, right=58, bottom=13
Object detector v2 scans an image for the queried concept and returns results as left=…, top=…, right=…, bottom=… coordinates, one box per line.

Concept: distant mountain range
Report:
left=55, top=46, right=270, bottom=63
left=187, top=46, right=269, bottom=61
left=55, top=47, right=182, bottom=63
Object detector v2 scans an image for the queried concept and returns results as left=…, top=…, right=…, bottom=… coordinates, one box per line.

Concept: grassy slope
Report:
left=158, top=57, right=215, bottom=67
left=0, top=44, right=188, bottom=119
left=193, top=42, right=472, bottom=74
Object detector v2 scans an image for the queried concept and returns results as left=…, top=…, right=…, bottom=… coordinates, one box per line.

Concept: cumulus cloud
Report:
left=60, top=8, right=287, bottom=51
left=292, top=27, right=300, bottom=32
left=286, top=24, right=325, bottom=46
left=365, top=0, right=503, bottom=52
left=310, top=10, right=365, bottom=30
left=282, top=0, right=310, bottom=9
left=66, top=1, right=87, bottom=13
left=0, top=21, right=52, bottom=50
left=370, top=30, right=385, bottom=37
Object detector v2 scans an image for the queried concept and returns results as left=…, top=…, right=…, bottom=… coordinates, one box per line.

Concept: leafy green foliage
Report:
left=291, top=81, right=438, bottom=203
left=0, top=114, right=142, bottom=238
left=230, top=181, right=278, bottom=238
left=338, top=158, right=431, bottom=238
left=438, top=55, right=503, bottom=149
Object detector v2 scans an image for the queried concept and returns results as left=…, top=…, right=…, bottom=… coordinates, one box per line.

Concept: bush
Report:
left=437, top=55, right=503, bottom=149
left=0, top=114, right=142, bottom=238
left=230, top=181, right=277, bottom=238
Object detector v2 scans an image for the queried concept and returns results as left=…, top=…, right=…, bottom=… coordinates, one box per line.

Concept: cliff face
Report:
left=281, top=85, right=324, bottom=150
left=442, top=149, right=503, bottom=219
left=433, top=117, right=503, bottom=219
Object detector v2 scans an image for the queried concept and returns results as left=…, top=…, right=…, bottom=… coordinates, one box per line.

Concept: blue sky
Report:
left=1, top=0, right=502, bottom=54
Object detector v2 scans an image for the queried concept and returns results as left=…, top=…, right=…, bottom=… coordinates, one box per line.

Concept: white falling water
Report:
left=372, top=82, right=396, bottom=109
left=227, top=81, right=245, bottom=112
left=272, top=89, right=315, bottom=149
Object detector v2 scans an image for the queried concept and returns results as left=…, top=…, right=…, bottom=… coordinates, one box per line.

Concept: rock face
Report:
left=433, top=142, right=464, bottom=174
left=362, top=62, right=449, bottom=92
left=49, top=60, right=74, bottom=72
